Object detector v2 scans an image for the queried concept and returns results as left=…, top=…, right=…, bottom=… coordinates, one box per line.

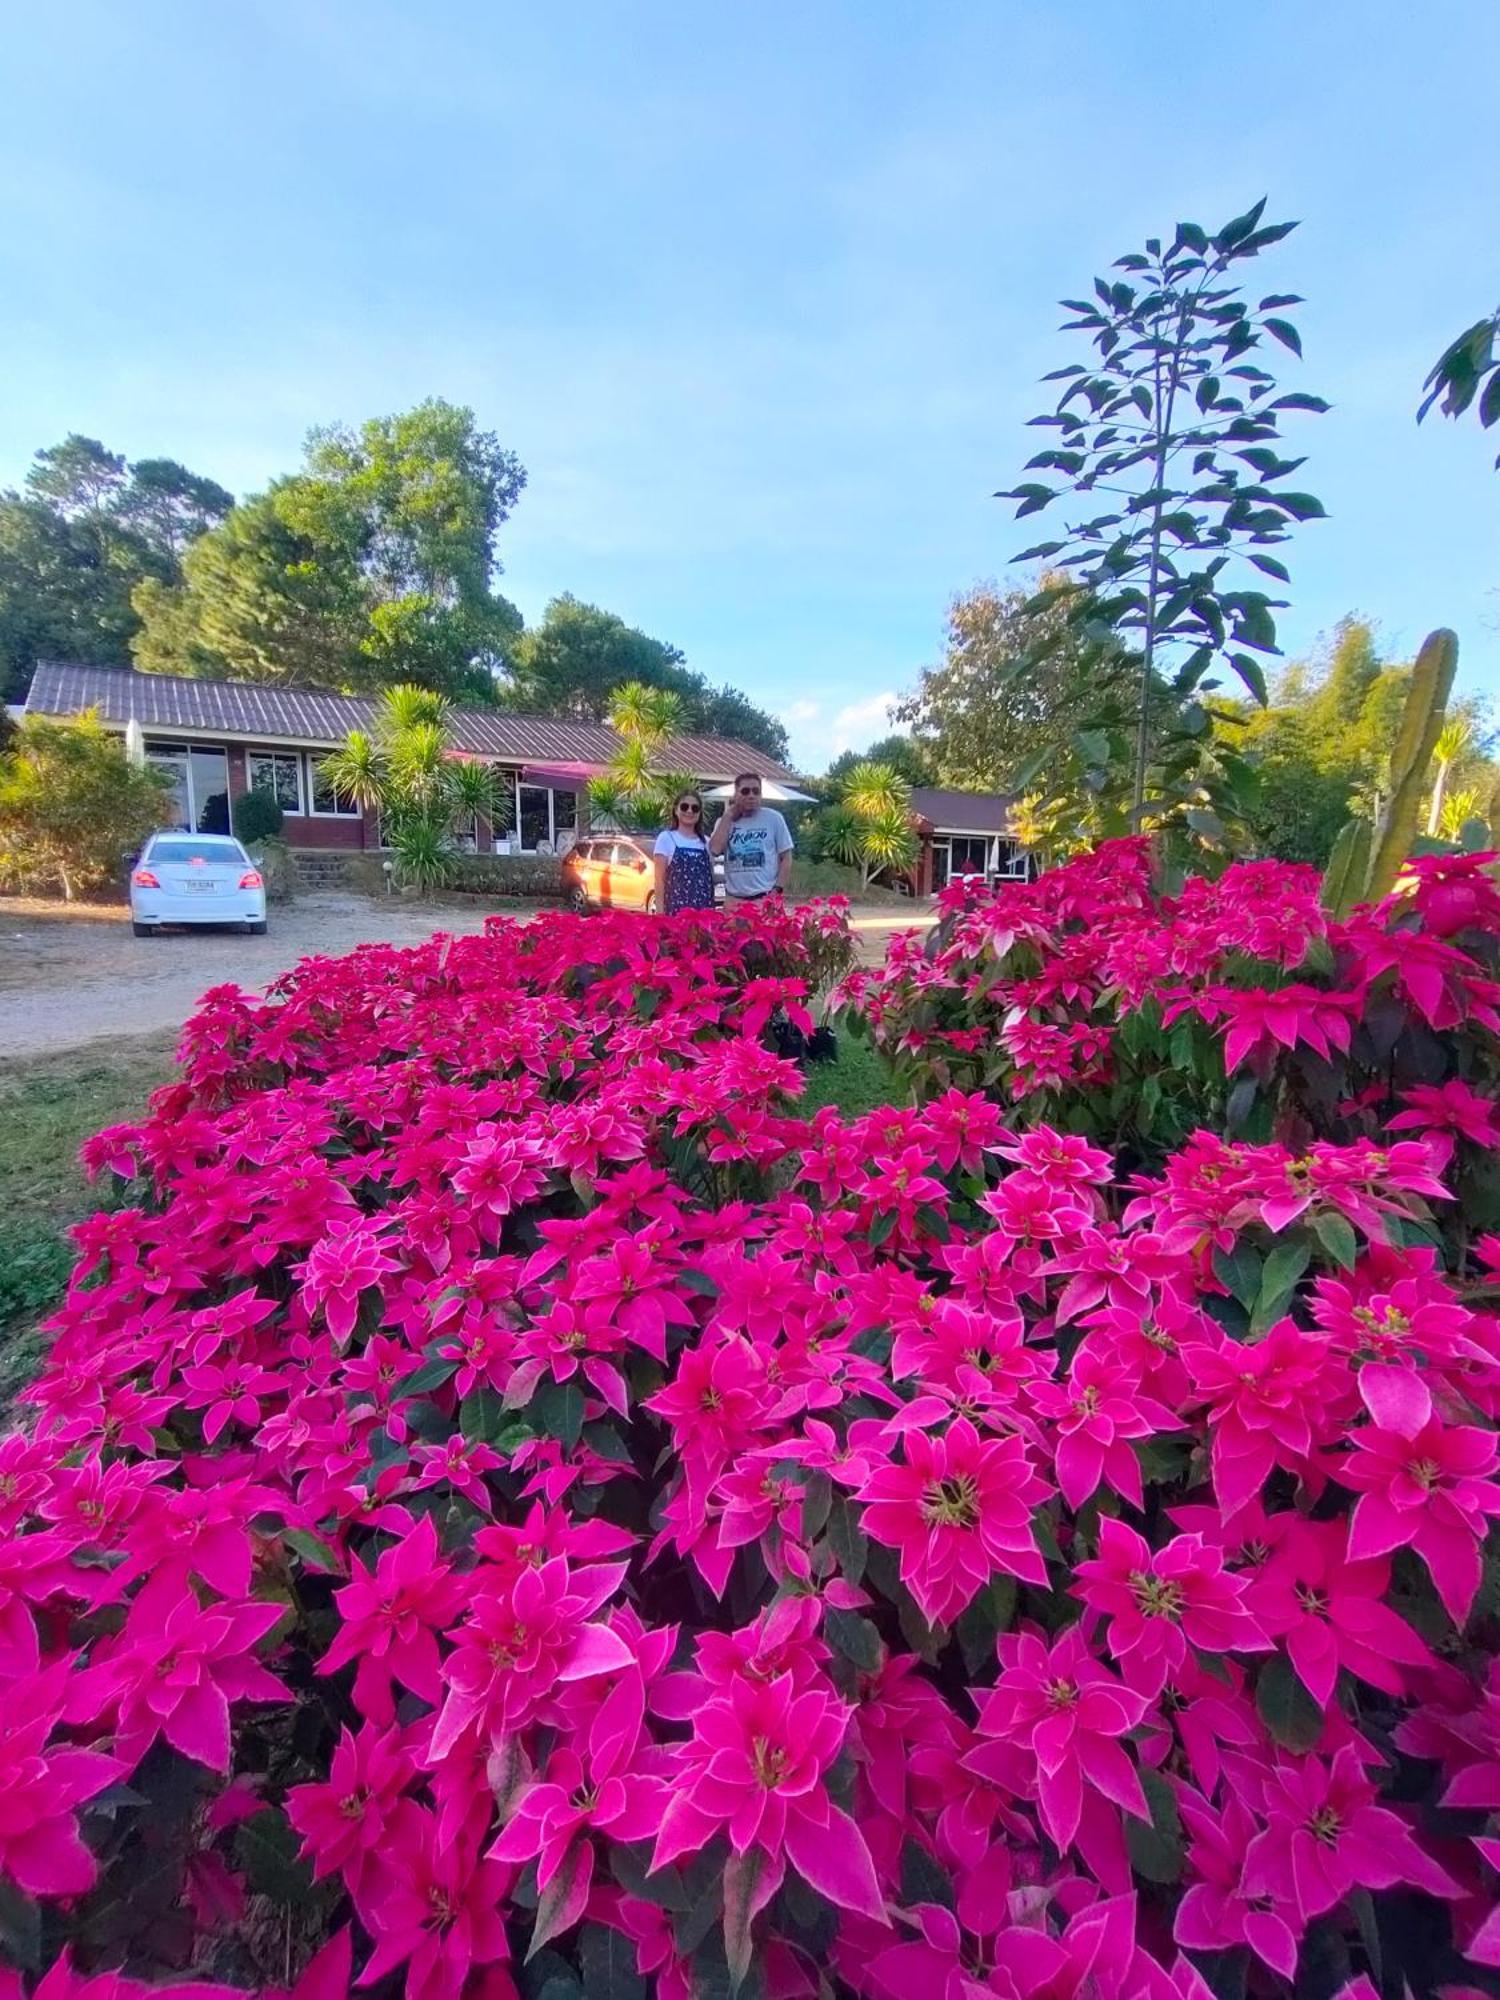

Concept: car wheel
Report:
left=132, top=921, right=153, bottom=938
left=644, top=891, right=659, bottom=915
left=567, top=886, right=589, bottom=913
left=246, top=920, right=268, bottom=936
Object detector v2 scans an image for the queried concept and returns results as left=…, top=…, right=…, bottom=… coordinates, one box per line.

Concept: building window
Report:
left=310, top=759, right=362, bottom=817
left=948, top=836, right=991, bottom=877
left=491, top=769, right=578, bottom=851
left=247, top=750, right=305, bottom=816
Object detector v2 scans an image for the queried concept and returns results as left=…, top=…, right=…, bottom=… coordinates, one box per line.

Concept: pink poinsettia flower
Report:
left=318, top=1512, right=466, bottom=1723
left=489, top=1674, right=668, bottom=1916
left=286, top=1722, right=416, bottom=1890
left=858, top=1418, right=1049, bottom=1627
left=1175, top=1789, right=1298, bottom=1978
left=966, top=1624, right=1151, bottom=1852
left=69, top=1570, right=286, bottom=1772
left=1182, top=1319, right=1343, bottom=1515
left=293, top=1220, right=402, bottom=1344
left=1240, top=1743, right=1458, bottom=1923
left=431, top=1554, right=633, bottom=1756
left=356, top=1806, right=516, bottom=2000
left=0, top=1668, right=119, bottom=1896
left=1389, top=1080, right=1500, bottom=1148
left=651, top=1668, right=885, bottom=1921
left=1255, top=1517, right=1435, bottom=1706
left=1341, top=1413, right=1500, bottom=1623
left=1073, top=1518, right=1269, bottom=1695
left=1030, top=1347, right=1180, bottom=1510
left=1209, top=983, right=1359, bottom=1077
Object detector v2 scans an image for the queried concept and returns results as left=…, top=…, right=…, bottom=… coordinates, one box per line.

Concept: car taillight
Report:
left=133, top=869, right=160, bottom=888
left=189, top=855, right=207, bottom=866
left=238, top=871, right=263, bottom=889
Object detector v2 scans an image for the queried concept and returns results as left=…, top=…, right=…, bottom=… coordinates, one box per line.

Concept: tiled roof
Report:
left=24, top=663, right=795, bottom=784
left=910, top=786, right=1015, bottom=834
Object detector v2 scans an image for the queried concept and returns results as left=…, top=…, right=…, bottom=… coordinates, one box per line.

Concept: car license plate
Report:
left=186, top=880, right=217, bottom=893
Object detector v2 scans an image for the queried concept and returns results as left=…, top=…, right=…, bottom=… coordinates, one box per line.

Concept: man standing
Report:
left=710, top=772, right=794, bottom=906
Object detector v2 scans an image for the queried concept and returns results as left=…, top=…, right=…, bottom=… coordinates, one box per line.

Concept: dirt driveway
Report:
left=1, top=895, right=930, bottom=1060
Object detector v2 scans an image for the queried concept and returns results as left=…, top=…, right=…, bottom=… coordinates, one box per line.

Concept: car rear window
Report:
left=150, top=840, right=247, bottom=865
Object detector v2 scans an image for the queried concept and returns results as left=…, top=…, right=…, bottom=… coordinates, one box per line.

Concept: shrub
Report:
left=3, top=882, right=1500, bottom=1997
left=232, top=787, right=285, bottom=844
left=0, top=711, right=173, bottom=900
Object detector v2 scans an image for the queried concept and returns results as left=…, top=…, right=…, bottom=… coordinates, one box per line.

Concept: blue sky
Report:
left=1, top=0, right=1495, bottom=769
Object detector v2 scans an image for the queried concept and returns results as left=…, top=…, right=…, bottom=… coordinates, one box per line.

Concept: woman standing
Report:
left=653, top=791, right=716, bottom=913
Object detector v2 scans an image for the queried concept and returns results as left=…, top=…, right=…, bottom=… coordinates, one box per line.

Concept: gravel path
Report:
left=1, top=895, right=929, bottom=1060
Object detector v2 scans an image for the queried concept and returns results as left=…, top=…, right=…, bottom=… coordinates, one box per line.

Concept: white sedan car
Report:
left=130, top=833, right=267, bottom=937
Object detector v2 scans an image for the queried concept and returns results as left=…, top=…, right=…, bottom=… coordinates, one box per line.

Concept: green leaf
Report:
left=578, top=1920, right=648, bottom=2000
left=722, top=1848, right=764, bottom=1994
left=400, top=1355, right=458, bottom=1396
left=1212, top=1241, right=1262, bottom=1309
left=532, top=1379, right=585, bottom=1450
left=234, top=1807, right=313, bottom=1903
left=283, top=1527, right=342, bottom=1573
left=582, top=1420, right=633, bottom=1465
left=900, top=1837, right=956, bottom=1911
left=1256, top=1652, right=1325, bottom=1751
left=1263, top=317, right=1302, bottom=357
left=1311, top=1212, right=1358, bottom=1271
left=677, top=1268, right=720, bottom=1297
left=826, top=1495, right=869, bottom=1586
left=1251, top=1239, right=1311, bottom=1333
left=1126, top=1767, right=1184, bottom=1884
left=954, top=1575, right=1017, bottom=1675
left=1273, top=490, right=1327, bottom=521
left=460, top=1384, right=507, bottom=1445
left=826, top=1607, right=884, bottom=1672
left=609, top=1842, right=692, bottom=1913
left=0, top=1878, right=42, bottom=1973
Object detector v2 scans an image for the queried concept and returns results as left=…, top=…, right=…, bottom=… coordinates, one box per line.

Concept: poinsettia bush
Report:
left=839, top=839, right=1500, bottom=1246
left=4, top=882, right=1500, bottom=1998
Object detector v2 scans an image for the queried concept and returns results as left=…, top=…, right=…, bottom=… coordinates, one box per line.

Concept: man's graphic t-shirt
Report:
left=722, top=806, right=794, bottom=897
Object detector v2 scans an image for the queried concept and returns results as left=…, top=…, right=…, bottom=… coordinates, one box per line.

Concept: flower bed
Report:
left=3, top=875, right=1500, bottom=1999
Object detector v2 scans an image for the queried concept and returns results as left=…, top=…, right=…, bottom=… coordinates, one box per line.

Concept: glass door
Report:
left=188, top=748, right=230, bottom=834
left=146, top=748, right=192, bottom=831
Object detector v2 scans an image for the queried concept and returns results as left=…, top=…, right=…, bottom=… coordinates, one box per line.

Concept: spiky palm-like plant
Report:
left=856, top=800, right=918, bottom=889
left=839, top=760, right=911, bottom=820
left=1427, top=716, right=1475, bottom=836
left=316, top=730, right=387, bottom=813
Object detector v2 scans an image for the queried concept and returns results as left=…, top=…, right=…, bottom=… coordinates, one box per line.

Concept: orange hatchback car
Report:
left=561, top=835, right=660, bottom=913
left=561, top=835, right=726, bottom=914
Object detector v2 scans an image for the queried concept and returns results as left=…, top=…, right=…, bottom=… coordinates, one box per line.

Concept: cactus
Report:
left=1321, top=817, right=1371, bottom=915
left=1321, top=629, right=1459, bottom=912
left=1366, top=628, right=1459, bottom=899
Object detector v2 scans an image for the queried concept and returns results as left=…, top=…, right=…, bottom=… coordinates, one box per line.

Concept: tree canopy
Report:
left=504, top=594, right=788, bottom=760
left=133, top=400, right=526, bottom=704
left=0, top=435, right=233, bottom=702
left=896, top=578, right=1127, bottom=792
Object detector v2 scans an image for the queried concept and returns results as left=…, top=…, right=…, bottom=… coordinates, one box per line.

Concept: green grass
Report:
left=795, top=1030, right=902, bottom=1121
left=791, top=858, right=914, bottom=905
left=0, top=1031, right=177, bottom=1408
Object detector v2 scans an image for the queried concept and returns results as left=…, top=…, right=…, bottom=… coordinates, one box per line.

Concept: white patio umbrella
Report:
left=702, top=779, right=816, bottom=804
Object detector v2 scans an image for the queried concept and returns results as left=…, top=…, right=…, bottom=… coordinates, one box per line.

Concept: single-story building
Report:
left=909, top=787, right=1030, bottom=895
left=22, top=663, right=800, bottom=857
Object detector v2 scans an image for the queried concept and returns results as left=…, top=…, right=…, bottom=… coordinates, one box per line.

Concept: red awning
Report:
left=519, top=761, right=602, bottom=788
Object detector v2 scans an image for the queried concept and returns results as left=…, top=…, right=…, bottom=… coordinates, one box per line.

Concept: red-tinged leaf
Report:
left=527, top=1838, right=594, bottom=1959
left=722, top=1847, right=764, bottom=1993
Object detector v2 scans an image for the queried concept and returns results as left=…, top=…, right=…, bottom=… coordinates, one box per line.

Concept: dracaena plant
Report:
left=1002, top=197, right=1329, bottom=816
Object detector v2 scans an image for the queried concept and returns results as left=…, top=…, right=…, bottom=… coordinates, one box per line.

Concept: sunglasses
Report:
left=737, top=786, right=761, bottom=797
left=676, top=801, right=701, bottom=814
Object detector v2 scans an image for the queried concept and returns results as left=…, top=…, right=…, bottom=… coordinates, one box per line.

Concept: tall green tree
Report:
left=1002, top=198, right=1328, bottom=814
left=825, top=732, right=934, bottom=789
left=506, top=594, right=788, bottom=758
left=133, top=400, right=526, bottom=702
left=896, top=578, right=1127, bottom=791
left=0, top=435, right=230, bottom=701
